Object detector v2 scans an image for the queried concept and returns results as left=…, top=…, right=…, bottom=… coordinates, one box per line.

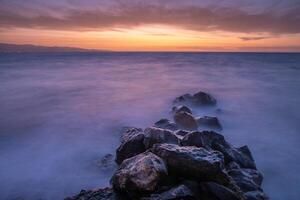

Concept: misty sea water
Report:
left=0, top=52, right=300, bottom=200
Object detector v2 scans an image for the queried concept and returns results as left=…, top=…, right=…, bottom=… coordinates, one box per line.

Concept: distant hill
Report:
left=0, top=43, right=108, bottom=53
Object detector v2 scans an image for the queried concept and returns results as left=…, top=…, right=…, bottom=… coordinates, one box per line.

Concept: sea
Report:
left=0, top=52, right=299, bottom=200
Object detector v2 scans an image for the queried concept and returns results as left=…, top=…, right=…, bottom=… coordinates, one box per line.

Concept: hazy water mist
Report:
left=0, top=52, right=299, bottom=200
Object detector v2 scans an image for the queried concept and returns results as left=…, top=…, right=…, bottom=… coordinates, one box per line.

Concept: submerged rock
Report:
left=98, top=154, right=115, bottom=170
left=202, top=182, right=242, bottom=200
left=111, top=152, right=168, bottom=197
left=181, top=131, right=256, bottom=169
left=172, top=105, right=192, bottom=114
left=144, top=127, right=180, bottom=149
left=154, top=119, right=179, bottom=131
left=141, top=184, right=195, bottom=200
left=227, top=168, right=263, bottom=193
left=64, top=187, right=118, bottom=200
left=115, top=128, right=146, bottom=165
left=244, top=191, right=269, bottom=200
left=196, top=116, right=222, bottom=130
left=151, top=143, right=229, bottom=185
left=174, top=91, right=217, bottom=106
left=174, top=111, right=198, bottom=131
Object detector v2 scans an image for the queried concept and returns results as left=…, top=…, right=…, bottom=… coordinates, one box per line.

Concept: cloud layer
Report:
left=0, top=0, right=300, bottom=34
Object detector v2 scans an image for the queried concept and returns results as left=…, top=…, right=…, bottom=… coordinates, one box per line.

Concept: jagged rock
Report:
left=144, top=127, right=180, bottom=149
left=174, top=129, right=190, bottom=137
left=64, top=187, right=119, bottom=200
left=181, top=131, right=256, bottom=169
left=115, top=128, right=146, bottom=165
left=196, top=116, right=222, bottom=130
left=244, top=191, right=269, bottom=200
left=141, top=184, right=195, bottom=200
left=228, top=168, right=263, bottom=192
left=151, top=143, right=229, bottom=185
left=174, top=91, right=216, bottom=106
left=120, top=127, right=143, bottom=143
left=202, top=182, right=242, bottom=200
left=111, top=152, right=168, bottom=197
left=154, top=119, right=179, bottom=131
left=174, top=111, right=198, bottom=131
left=172, top=105, right=192, bottom=114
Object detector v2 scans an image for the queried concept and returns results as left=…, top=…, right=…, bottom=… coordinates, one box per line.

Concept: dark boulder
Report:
left=174, top=111, right=198, bottom=131
left=141, top=184, right=195, bottom=200
left=154, top=119, right=179, bottom=131
left=181, top=131, right=256, bottom=169
left=202, top=182, right=243, bottom=200
left=174, top=91, right=216, bottom=106
left=120, top=127, right=143, bottom=143
left=151, top=143, right=229, bottom=185
left=144, top=127, right=180, bottom=149
left=64, top=187, right=119, bottom=200
left=196, top=116, right=222, bottom=130
left=115, top=129, right=146, bottom=165
left=244, top=191, right=269, bottom=200
left=111, top=152, right=168, bottom=197
left=172, top=105, right=192, bottom=114
left=228, top=168, right=263, bottom=193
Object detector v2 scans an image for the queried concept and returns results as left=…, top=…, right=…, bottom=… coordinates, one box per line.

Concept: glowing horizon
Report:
left=1, top=0, right=299, bottom=52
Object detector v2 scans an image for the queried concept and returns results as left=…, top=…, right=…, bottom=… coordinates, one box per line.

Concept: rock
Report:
left=181, top=131, right=256, bottom=169
left=64, top=187, right=119, bottom=200
left=141, top=184, right=195, bottom=200
left=111, top=152, right=168, bottom=197
left=196, top=116, right=222, bottom=130
left=244, top=191, right=269, bottom=200
left=115, top=129, right=146, bottom=165
left=144, top=127, right=180, bottom=149
left=228, top=168, right=263, bottom=192
left=174, top=91, right=216, bottom=106
left=172, top=105, right=192, bottom=114
left=120, top=127, right=143, bottom=143
left=174, top=129, right=190, bottom=137
left=98, top=154, right=115, bottom=170
left=154, top=119, right=179, bottom=131
left=202, top=182, right=242, bottom=200
left=151, top=143, right=229, bottom=185
left=174, top=111, right=198, bottom=131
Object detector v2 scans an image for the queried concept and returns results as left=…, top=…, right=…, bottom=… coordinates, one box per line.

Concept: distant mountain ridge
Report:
left=0, top=43, right=108, bottom=53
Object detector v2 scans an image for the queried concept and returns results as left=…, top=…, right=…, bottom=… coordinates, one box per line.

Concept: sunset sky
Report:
left=0, top=0, right=300, bottom=52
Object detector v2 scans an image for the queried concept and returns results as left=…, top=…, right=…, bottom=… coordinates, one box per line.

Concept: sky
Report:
left=0, top=0, right=300, bottom=52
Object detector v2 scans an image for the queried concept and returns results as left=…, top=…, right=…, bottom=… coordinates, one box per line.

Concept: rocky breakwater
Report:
left=65, top=91, right=269, bottom=200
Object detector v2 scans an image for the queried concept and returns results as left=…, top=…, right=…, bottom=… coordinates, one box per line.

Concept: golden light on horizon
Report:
left=1, top=25, right=299, bottom=52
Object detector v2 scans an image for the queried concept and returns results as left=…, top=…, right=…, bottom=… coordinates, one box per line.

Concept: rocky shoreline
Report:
left=65, top=91, right=269, bottom=200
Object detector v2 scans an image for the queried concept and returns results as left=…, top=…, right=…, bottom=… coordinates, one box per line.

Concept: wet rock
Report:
left=174, top=111, right=198, bottom=131
left=196, top=116, right=222, bottom=130
left=141, top=184, right=195, bottom=200
left=174, top=129, right=190, bottom=137
left=202, top=182, right=242, bottom=200
left=111, top=152, right=168, bottom=197
left=172, top=105, right=192, bottom=114
left=120, top=127, right=143, bottom=143
left=64, top=187, right=119, bottom=200
left=181, top=131, right=256, bottom=169
left=244, top=191, right=269, bottom=200
left=174, top=91, right=216, bottom=106
left=154, top=119, right=179, bottom=131
left=115, top=129, right=146, bottom=165
left=144, top=127, right=180, bottom=149
left=228, top=168, right=263, bottom=192
left=98, top=154, right=115, bottom=170
left=151, top=143, right=229, bottom=185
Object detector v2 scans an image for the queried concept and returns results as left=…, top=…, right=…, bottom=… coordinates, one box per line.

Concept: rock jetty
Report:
left=65, top=91, right=269, bottom=200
